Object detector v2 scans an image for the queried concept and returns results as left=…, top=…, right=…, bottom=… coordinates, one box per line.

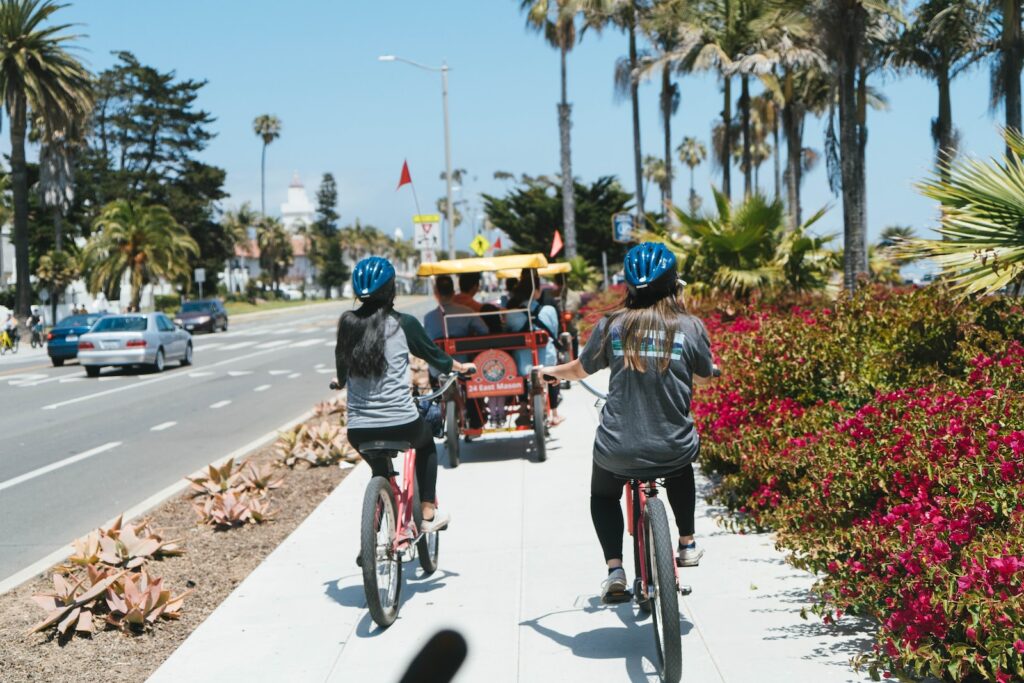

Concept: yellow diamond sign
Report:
left=470, top=234, right=490, bottom=256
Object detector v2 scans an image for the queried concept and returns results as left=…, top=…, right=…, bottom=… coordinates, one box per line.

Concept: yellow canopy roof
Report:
left=417, top=253, right=549, bottom=276
left=496, top=262, right=572, bottom=279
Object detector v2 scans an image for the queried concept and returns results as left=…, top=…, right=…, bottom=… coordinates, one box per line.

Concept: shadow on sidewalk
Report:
left=322, top=567, right=460, bottom=638
left=520, top=596, right=693, bottom=683
left=440, top=433, right=561, bottom=468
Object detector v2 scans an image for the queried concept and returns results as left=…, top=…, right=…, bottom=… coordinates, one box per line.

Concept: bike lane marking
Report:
left=210, top=400, right=231, bottom=409
left=151, top=421, right=177, bottom=432
left=0, top=442, right=122, bottom=492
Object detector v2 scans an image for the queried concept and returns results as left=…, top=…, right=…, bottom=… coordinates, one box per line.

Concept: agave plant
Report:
left=194, top=490, right=273, bottom=528
left=28, top=569, right=126, bottom=639
left=238, top=460, right=284, bottom=494
left=104, top=570, right=189, bottom=633
left=274, top=425, right=310, bottom=468
left=304, top=421, right=355, bottom=466
left=312, top=395, right=346, bottom=419
left=188, top=458, right=243, bottom=496
left=69, top=516, right=182, bottom=570
left=902, top=129, right=1024, bottom=296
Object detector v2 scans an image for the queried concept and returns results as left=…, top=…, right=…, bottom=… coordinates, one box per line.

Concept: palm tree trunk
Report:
left=838, top=42, right=869, bottom=291
left=783, top=103, right=804, bottom=229
left=11, top=96, right=30, bottom=318
left=260, top=142, right=267, bottom=216
left=1004, top=0, right=1023, bottom=151
left=772, top=113, right=781, bottom=200
left=54, top=207, right=63, bottom=252
left=629, top=17, right=644, bottom=223
left=936, top=69, right=954, bottom=180
left=558, top=42, right=577, bottom=258
left=661, top=66, right=673, bottom=216
left=722, top=76, right=732, bottom=199
left=740, top=76, right=752, bottom=199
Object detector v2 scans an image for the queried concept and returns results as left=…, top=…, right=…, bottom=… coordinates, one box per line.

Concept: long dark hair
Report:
left=508, top=269, right=540, bottom=309
left=336, top=280, right=397, bottom=377
left=603, top=274, right=687, bottom=373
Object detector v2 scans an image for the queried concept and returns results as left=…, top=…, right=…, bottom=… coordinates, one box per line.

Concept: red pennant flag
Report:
left=550, top=230, right=564, bottom=258
left=494, top=236, right=503, bottom=249
left=397, top=160, right=412, bottom=189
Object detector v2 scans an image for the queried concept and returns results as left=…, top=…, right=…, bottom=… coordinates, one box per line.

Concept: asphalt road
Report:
left=0, top=297, right=433, bottom=585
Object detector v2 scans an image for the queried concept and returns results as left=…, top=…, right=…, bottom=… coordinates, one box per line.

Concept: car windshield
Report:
left=92, top=316, right=147, bottom=332
left=57, top=315, right=99, bottom=329
left=180, top=302, right=213, bottom=313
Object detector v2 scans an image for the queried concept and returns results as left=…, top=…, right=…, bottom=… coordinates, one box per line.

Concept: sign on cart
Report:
left=413, top=214, right=442, bottom=251
left=466, top=349, right=524, bottom=398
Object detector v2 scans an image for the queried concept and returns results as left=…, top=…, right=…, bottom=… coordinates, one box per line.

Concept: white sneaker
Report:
left=678, top=542, right=704, bottom=567
left=421, top=510, right=450, bottom=533
left=601, top=567, right=630, bottom=604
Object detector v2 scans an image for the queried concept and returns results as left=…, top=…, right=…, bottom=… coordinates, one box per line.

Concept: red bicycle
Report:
left=579, top=377, right=717, bottom=683
left=337, top=373, right=459, bottom=628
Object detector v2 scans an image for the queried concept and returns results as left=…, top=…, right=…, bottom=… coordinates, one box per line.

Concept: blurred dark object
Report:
left=398, top=629, right=468, bottom=683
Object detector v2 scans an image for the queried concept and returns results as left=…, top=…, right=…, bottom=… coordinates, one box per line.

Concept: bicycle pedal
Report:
left=356, top=554, right=363, bottom=568
left=679, top=584, right=693, bottom=596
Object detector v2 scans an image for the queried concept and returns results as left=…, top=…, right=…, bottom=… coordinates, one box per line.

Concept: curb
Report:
left=0, top=409, right=315, bottom=596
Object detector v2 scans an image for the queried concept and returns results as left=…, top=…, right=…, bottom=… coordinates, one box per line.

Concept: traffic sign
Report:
left=413, top=214, right=442, bottom=250
left=612, top=212, right=635, bottom=243
left=194, top=267, right=206, bottom=284
left=470, top=234, right=490, bottom=257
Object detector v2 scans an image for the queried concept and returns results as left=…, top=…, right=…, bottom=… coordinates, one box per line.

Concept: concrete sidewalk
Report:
left=149, top=371, right=877, bottom=683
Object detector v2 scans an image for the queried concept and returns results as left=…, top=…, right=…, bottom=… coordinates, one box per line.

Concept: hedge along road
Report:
left=0, top=296, right=433, bottom=588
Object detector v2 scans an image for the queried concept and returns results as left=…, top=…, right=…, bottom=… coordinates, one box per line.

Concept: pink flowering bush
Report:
left=694, top=286, right=1024, bottom=681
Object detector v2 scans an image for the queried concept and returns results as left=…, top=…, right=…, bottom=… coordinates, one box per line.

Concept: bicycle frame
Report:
left=625, top=479, right=679, bottom=604
left=378, top=448, right=426, bottom=556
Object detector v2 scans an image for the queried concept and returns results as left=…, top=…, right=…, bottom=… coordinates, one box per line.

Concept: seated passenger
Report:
left=424, top=275, right=488, bottom=341
left=500, top=277, right=518, bottom=309
left=452, top=272, right=484, bottom=312
left=505, top=269, right=564, bottom=426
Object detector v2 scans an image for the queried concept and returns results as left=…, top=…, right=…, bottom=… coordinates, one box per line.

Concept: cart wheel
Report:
left=532, top=393, right=547, bottom=462
left=445, top=400, right=461, bottom=468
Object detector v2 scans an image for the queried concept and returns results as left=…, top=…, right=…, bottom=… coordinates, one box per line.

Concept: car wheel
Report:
left=222, top=320, right=228, bottom=332
left=51, top=357, right=65, bottom=367
left=181, top=343, right=193, bottom=367
left=153, top=348, right=166, bottom=373
left=85, top=366, right=100, bottom=378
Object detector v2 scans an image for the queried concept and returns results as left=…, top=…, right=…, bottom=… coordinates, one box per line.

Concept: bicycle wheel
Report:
left=445, top=399, right=460, bottom=468
left=645, top=497, right=682, bottom=683
left=532, top=393, right=547, bottom=462
left=360, top=476, right=402, bottom=628
left=412, top=477, right=440, bottom=576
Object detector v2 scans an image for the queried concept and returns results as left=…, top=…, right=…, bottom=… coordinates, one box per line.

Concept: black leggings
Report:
left=347, top=416, right=438, bottom=503
left=590, top=461, right=696, bottom=563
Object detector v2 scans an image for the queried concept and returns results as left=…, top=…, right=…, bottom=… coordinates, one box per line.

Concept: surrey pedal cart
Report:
left=418, top=253, right=557, bottom=466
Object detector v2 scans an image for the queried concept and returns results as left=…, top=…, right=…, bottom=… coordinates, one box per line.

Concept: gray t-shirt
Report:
left=336, top=311, right=454, bottom=429
left=579, top=314, right=714, bottom=478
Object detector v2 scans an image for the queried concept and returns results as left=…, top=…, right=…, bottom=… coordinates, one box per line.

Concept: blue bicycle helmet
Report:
left=623, top=242, right=677, bottom=294
left=352, top=256, right=396, bottom=301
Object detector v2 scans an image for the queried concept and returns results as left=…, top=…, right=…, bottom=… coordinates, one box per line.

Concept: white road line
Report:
left=290, top=338, right=326, bottom=348
left=210, top=400, right=231, bottom=409
left=323, top=341, right=334, bottom=347
left=253, top=384, right=271, bottom=392
left=40, top=347, right=287, bottom=411
left=220, top=341, right=257, bottom=351
left=268, top=369, right=291, bottom=376
left=255, top=340, right=290, bottom=350
left=316, top=368, right=334, bottom=374
left=189, top=371, right=215, bottom=378
left=19, top=375, right=69, bottom=387
left=314, top=363, right=325, bottom=369
left=3, top=372, right=47, bottom=382
left=151, top=421, right=177, bottom=432
left=228, top=370, right=253, bottom=377
left=193, top=342, right=224, bottom=351
left=59, top=377, right=84, bottom=383
left=271, top=328, right=291, bottom=336
left=0, top=442, right=122, bottom=492
left=288, top=372, right=301, bottom=379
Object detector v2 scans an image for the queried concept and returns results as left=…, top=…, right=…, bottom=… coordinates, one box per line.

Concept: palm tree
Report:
left=35, top=248, right=77, bottom=323
left=0, top=0, right=92, bottom=317
left=991, top=0, right=1023, bottom=151
left=642, top=155, right=669, bottom=214
left=901, top=129, right=1024, bottom=296
left=678, top=136, right=707, bottom=215
left=750, top=92, right=781, bottom=198
left=890, top=0, right=988, bottom=179
left=521, top=0, right=579, bottom=258
left=252, top=114, right=282, bottom=215
left=38, top=121, right=83, bottom=252
left=222, top=203, right=259, bottom=294
left=256, top=216, right=293, bottom=293
left=82, top=200, right=199, bottom=311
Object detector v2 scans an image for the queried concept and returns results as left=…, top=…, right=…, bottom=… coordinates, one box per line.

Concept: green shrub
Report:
left=154, top=294, right=180, bottom=313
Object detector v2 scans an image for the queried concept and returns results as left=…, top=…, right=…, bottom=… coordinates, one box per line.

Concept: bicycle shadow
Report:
left=441, top=432, right=557, bottom=468
left=322, top=567, right=460, bottom=638
left=520, top=596, right=694, bottom=683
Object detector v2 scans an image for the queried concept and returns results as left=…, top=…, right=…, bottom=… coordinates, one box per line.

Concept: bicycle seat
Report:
left=357, top=440, right=411, bottom=458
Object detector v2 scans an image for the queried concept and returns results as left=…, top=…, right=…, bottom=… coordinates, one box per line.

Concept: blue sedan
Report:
left=47, top=313, right=105, bottom=367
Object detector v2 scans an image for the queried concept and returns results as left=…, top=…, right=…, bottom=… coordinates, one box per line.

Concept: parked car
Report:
left=78, top=313, right=192, bottom=377
left=47, top=313, right=106, bottom=367
left=173, top=299, right=228, bottom=333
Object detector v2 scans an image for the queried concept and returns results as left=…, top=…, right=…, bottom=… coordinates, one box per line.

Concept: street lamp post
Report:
left=379, top=55, right=456, bottom=259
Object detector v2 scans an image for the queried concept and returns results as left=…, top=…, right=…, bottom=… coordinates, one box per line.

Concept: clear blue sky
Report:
left=41, top=1, right=1012, bottom=250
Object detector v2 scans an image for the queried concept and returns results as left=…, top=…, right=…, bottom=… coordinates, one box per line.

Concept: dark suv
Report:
left=173, top=300, right=228, bottom=333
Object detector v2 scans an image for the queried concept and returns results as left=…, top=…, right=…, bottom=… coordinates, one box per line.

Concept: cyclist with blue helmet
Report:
left=336, top=256, right=476, bottom=533
left=539, top=242, right=717, bottom=602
